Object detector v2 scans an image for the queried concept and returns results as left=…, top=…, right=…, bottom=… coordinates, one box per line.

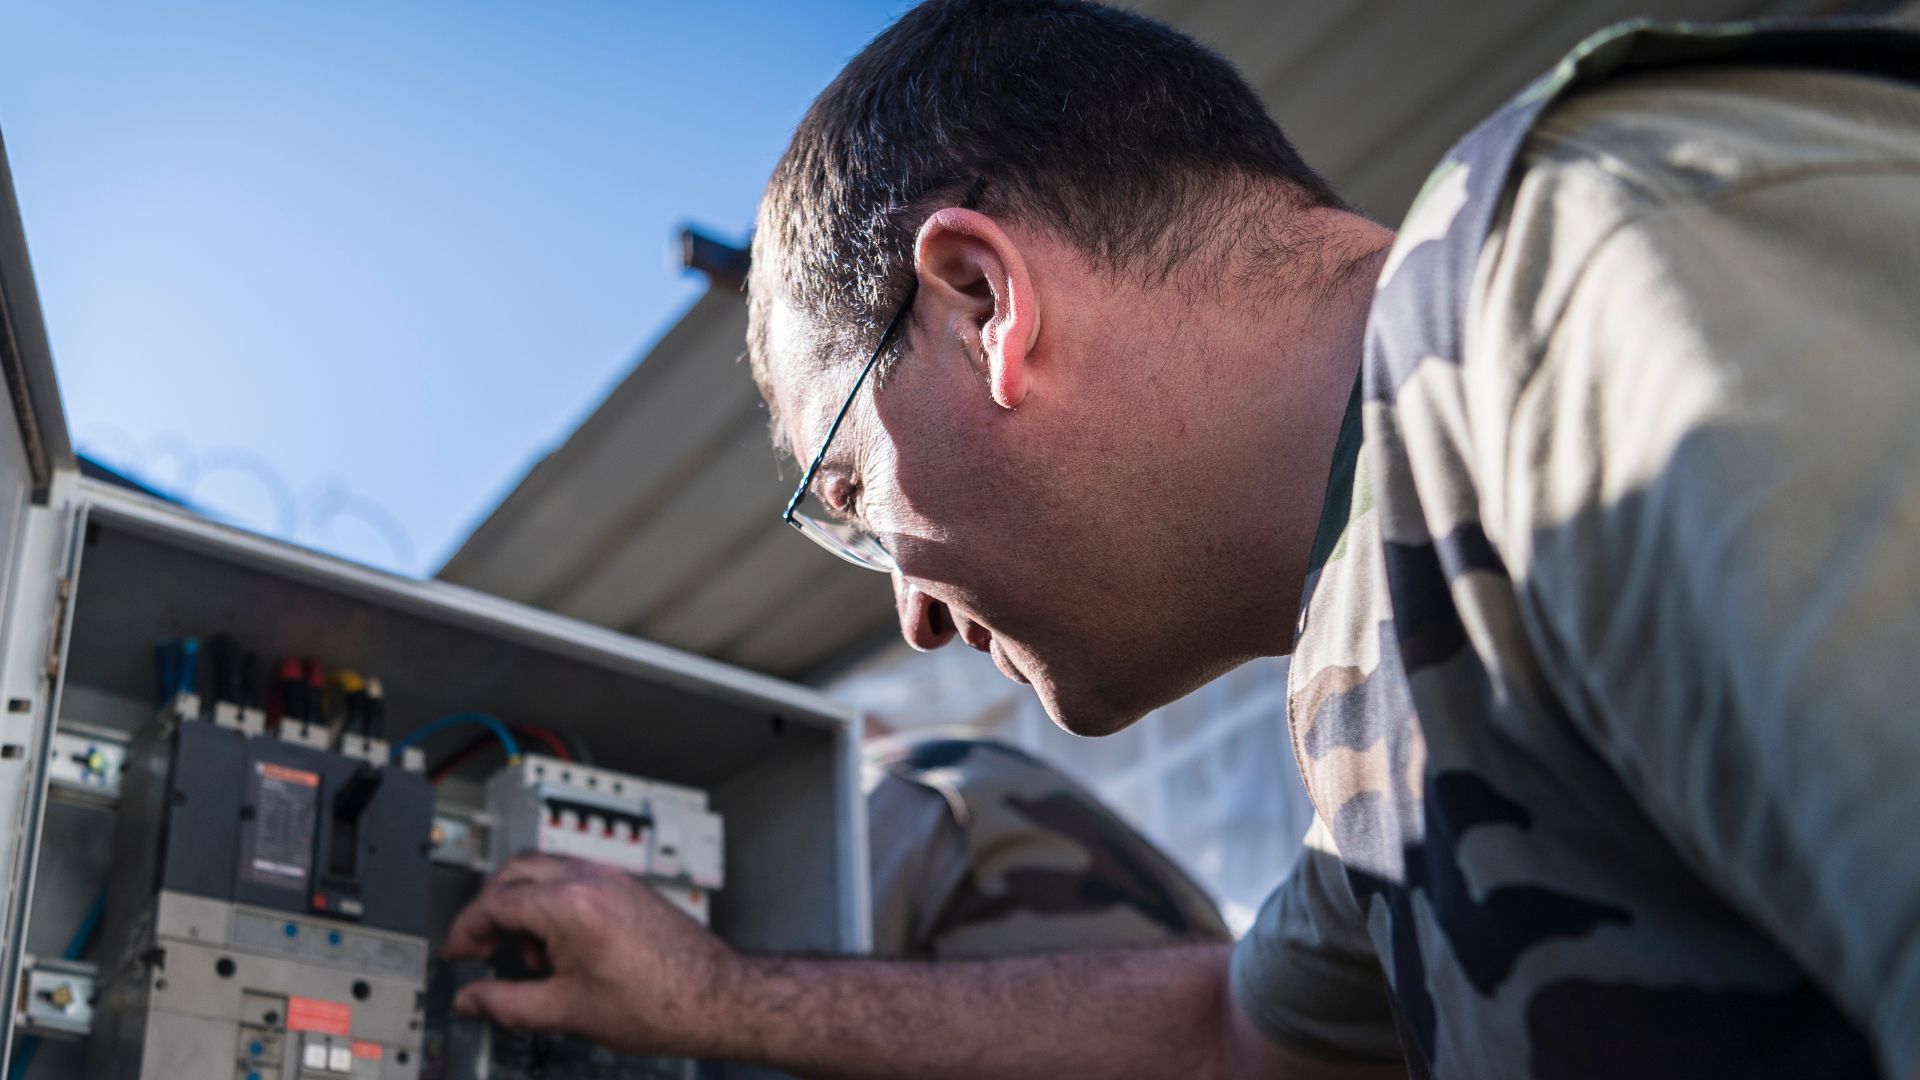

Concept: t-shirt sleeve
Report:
left=865, top=769, right=973, bottom=959
left=1230, top=817, right=1403, bottom=1063
left=1500, top=163, right=1920, bottom=1077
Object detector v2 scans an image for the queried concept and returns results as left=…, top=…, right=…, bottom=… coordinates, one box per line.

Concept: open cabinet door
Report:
left=0, top=126, right=86, bottom=1066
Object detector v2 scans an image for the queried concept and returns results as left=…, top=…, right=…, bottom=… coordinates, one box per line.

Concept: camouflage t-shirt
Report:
left=863, top=735, right=1230, bottom=959
left=1233, top=33, right=1920, bottom=1080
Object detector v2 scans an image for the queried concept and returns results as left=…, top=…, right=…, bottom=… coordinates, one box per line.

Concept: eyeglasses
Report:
left=781, top=179, right=986, bottom=573
left=780, top=280, right=919, bottom=573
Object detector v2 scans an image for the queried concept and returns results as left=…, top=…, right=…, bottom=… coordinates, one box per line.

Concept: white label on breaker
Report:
left=241, top=762, right=321, bottom=891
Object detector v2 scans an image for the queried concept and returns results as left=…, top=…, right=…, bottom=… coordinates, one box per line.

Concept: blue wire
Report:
left=176, top=638, right=199, bottom=698
left=63, top=893, right=106, bottom=960
left=389, top=712, right=521, bottom=764
left=9, top=889, right=108, bottom=1079
left=8, top=1031, right=37, bottom=1078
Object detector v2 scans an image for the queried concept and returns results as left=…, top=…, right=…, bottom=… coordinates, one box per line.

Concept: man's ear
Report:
left=914, top=208, right=1038, bottom=410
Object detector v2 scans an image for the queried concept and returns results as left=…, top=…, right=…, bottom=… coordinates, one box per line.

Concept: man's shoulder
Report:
left=1523, top=63, right=1920, bottom=216
left=1473, top=62, right=1920, bottom=368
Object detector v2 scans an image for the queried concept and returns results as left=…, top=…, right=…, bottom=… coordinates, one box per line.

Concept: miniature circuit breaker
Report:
left=483, top=756, right=723, bottom=924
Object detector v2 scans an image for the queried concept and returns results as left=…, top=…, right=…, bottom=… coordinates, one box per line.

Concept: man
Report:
left=444, top=2, right=1920, bottom=1075
left=864, top=732, right=1231, bottom=959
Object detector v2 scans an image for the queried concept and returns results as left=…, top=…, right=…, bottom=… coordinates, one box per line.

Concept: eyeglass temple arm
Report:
left=782, top=280, right=921, bottom=522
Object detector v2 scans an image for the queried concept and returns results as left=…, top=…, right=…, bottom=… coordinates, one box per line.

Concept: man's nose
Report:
left=895, top=578, right=957, bottom=651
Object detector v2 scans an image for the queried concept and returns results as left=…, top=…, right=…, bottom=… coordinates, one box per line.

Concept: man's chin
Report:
left=1030, top=677, right=1150, bottom=738
left=1024, top=650, right=1239, bottom=738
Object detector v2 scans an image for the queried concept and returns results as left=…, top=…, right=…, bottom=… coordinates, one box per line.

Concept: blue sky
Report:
left=0, top=0, right=903, bottom=574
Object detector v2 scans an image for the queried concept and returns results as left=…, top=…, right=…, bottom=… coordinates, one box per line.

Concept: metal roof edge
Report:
left=436, top=285, right=749, bottom=580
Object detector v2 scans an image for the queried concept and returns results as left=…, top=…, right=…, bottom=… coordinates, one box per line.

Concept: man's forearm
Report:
left=443, top=858, right=1403, bottom=1078
left=701, top=944, right=1237, bottom=1080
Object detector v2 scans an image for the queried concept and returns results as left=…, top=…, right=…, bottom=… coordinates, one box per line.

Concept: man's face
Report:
left=760, top=275, right=1244, bottom=737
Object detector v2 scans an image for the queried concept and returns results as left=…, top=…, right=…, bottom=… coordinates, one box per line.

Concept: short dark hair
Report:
left=749, top=0, right=1340, bottom=409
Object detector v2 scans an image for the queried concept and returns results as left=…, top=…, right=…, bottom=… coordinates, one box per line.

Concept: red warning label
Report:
left=259, top=762, right=319, bottom=787
left=287, top=995, right=352, bottom=1036
left=352, top=1040, right=384, bottom=1060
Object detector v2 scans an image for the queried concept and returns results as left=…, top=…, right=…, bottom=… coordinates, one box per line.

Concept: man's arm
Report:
left=443, top=853, right=1400, bottom=1080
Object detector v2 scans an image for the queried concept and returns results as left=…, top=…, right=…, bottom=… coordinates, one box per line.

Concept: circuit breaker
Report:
left=88, top=711, right=435, bottom=1079
left=483, top=756, right=724, bottom=923
left=414, top=757, right=727, bottom=1080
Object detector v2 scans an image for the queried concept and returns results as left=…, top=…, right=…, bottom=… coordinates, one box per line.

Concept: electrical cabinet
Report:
left=0, top=131, right=867, bottom=1078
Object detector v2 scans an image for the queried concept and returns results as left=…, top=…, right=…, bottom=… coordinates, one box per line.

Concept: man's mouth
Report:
left=961, top=621, right=992, bottom=651
left=955, top=615, right=1030, bottom=685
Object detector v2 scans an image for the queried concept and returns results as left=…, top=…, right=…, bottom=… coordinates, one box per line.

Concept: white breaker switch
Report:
left=483, top=755, right=723, bottom=923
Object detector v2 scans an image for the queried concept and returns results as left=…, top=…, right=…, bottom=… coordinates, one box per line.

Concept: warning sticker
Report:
left=352, top=1040, right=384, bottom=1060
left=287, top=995, right=352, bottom=1036
left=260, top=762, right=319, bottom=787
left=240, top=759, right=320, bottom=892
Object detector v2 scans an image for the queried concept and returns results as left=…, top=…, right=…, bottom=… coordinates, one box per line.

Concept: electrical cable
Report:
left=549, top=724, right=593, bottom=765
left=64, top=893, right=104, bottom=960
left=426, top=724, right=575, bottom=784
left=514, top=726, right=571, bottom=761
left=389, top=713, right=521, bottom=766
left=427, top=732, right=495, bottom=775
left=9, top=889, right=108, bottom=1080
left=545, top=722, right=593, bottom=764
left=426, top=731, right=497, bottom=776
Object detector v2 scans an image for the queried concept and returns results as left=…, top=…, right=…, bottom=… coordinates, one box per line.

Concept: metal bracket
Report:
left=16, top=955, right=95, bottom=1039
left=429, top=805, right=495, bottom=873
left=45, top=722, right=125, bottom=808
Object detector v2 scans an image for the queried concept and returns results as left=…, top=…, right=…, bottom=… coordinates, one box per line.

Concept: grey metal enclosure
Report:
left=0, top=128, right=866, bottom=1080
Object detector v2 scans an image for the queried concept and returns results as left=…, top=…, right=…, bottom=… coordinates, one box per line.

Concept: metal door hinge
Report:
left=40, top=575, right=69, bottom=679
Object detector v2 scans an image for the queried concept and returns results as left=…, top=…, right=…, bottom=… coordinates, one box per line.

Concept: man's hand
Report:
left=442, top=852, right=736, bottom=1058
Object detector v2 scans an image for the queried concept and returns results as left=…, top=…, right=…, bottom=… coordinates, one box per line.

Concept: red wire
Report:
left=429, top=742, right=495, bottom=783
left=426, top=724, right=574, bottom=784
left=515, top=725, right=572, bottom=761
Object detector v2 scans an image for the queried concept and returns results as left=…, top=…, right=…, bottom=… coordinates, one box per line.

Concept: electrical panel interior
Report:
left=0, top=495, right=863, bottom=1080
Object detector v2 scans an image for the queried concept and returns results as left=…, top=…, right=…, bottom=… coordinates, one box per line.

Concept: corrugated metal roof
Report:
left=439, top=0, right=1881, bottom=679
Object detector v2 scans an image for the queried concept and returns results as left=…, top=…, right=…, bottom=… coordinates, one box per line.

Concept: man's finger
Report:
left=492, top=850, right=579, bottom=887
left=454, top=976, right=572, bottom=1034
left=442, top=881, right=551, bottom=961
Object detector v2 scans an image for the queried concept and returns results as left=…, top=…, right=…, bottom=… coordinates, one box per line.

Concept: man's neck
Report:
left=1188, top=208, right=1394, bottom=657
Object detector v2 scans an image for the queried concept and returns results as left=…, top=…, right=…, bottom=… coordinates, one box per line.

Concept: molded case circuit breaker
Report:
left=88, top=714, right=435, bottom=1079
